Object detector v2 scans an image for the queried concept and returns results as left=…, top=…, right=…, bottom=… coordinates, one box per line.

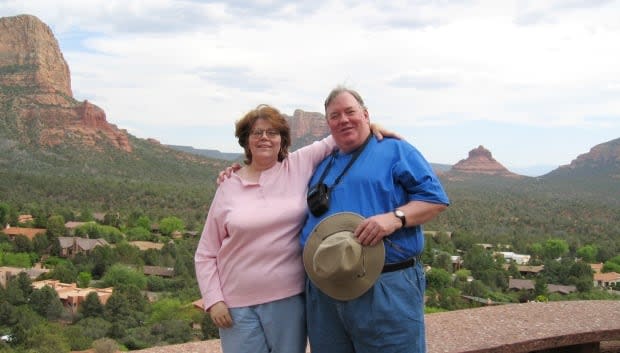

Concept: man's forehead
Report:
left=327, top=94, right=359, bottom=111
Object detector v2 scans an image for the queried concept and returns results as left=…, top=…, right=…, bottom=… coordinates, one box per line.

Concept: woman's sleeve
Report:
left=194, top=189, right=227, bottom=311
left=288, top=135, right=336, bottom=176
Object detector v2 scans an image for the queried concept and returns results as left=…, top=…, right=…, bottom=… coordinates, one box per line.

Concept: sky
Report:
left=1, top=0, right=619, bottom=176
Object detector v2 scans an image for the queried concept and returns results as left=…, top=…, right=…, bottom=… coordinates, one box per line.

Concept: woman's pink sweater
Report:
left=195, top=137, right=335, bottom=310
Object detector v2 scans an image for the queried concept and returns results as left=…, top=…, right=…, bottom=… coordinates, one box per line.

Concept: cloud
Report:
left=1, top=0, right=619, bottom=167
left=388, top=71, right=460, bottom=90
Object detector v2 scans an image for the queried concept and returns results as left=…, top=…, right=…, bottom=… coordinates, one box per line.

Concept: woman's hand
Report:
left=209, top=301, right=233, bottom=328
left=370, top=123, right=403, bottom=140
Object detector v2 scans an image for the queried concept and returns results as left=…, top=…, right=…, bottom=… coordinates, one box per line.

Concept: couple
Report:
left=194, top=86, right=450, bottom=353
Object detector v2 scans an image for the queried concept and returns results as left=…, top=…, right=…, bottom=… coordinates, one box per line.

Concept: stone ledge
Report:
left=135, top=300, right=620, bottom=353
left=425, top=300, right=620, bottom=353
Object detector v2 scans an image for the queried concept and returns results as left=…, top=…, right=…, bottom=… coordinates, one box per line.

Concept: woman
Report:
left=195, top=104, right=393, bottom=353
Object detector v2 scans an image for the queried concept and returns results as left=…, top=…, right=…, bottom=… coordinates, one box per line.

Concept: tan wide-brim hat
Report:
left=303, top=212, right=385, bottom=301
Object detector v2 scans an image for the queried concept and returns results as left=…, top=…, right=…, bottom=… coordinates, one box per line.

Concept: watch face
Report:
left=395, top=210, right=405, bottom=218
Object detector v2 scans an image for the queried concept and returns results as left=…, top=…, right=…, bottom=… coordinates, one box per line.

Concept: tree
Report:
left=104, top=286, right=146, bottom=339
left=30, top=285, right=64, bottom=320
left=568, top=262, right=594, bottom=292
left=0, top=203, right=10, bottom=226
left=542, top=239, right=569, bottom=260
left=32, top=232, right=50, bottom=254
left=576, top=245, right=598, bottom=263
left=12, top=235, right=33, bottom=253
left=114, top=242, right=143, bottom=265
left=80, top=292, right=104, bottom=318
left=101, top=264, right=147, bottom=290
left=10, top=306, right=45, bottom=346
left=201, top=312, right=220, bottom=339
left=463, top=245, right=496, bottom=278
left=0, top=301, right=18, bottom=327
left=104, top=292, right=133, bottom=338
left=74, top=317, right=111, bottom=341
left=1, top=252, right=32, bottom=268
left=432, top=252, right=453, bottom=273
left=63, top=325, right=93, bottom=351
left=103, top=212, right=121, bottom=228
left=14, top=272, right=33, bottom=298
left=148, top=298, right=184, bottom=324
left=126, top=226, right=151, bottom=241
left=24, top=323, right=71, bottom=353
left=151, top=319, right=192, bottom=344
left=534, top=277, right=548, bottom=297
left=136, top=215, right=151, bottom=231
left=77, top=271, right=92, bottom=288
left=159, top=216, right=185, bottom=236
left=528, top=242, right=544, bottom=263
left=46, top=215, right=66, bottom=239
left=78, top=208, right=94, bottom=222
left=50, top=261, right=78, bottom=284
left=426, top=268, right=452, bottom=290
left=602, top=255, right=620, bottom=273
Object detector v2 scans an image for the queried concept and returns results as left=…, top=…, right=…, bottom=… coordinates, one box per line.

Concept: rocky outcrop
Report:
left=285, top=109, right=330, bottom=150
left=0, top=14, right=132, bottom=152
left=286, top=109, right=329, bottom=139
left=0, top=14, right=71, bottom=104
left=558, top=138, right=620, bottom=170
left=548, top=138, right=620, bottom=180
left=449, top=145, right=519, bottom=177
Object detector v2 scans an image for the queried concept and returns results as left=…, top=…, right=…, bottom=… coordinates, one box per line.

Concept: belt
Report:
left=382, top=256, right=419, bottom=273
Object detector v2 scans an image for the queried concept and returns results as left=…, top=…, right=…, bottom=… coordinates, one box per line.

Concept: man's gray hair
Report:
left=324, top=85, right=367, bottom=112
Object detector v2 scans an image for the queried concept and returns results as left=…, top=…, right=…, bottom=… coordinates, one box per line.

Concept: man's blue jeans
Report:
left=306, top=263, right=426, bottom=353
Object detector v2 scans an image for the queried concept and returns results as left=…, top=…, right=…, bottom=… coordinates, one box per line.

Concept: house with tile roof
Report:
left=129, top=241, right=165, bottom=251
left=1, top=225, right=46, bottom=240
left=0, top=266, right=50, bottom=288
left=593, top=271, right=620, bottom=288
left=32, top=279, right=113, bottom=313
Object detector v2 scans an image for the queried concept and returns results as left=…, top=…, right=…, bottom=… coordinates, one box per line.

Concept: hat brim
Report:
left=303, top=212, right=385, bottom=301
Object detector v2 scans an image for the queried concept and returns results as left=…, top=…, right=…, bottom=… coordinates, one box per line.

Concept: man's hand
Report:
left=354, top=213, right=401, bottom=246
left=209, top=301, right=233, bottom=328
left=216, top=163, right=242, bottom=185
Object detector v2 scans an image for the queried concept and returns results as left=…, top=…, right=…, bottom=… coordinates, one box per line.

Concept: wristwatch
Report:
left=393, top=209, right=406, bottom=228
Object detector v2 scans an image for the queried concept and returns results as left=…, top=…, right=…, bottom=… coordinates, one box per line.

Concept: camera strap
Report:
left=315, top=133, right=372, bottom=188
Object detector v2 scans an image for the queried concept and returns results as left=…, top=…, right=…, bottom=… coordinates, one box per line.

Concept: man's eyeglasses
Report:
left=250, top=128, right=280, bottom=138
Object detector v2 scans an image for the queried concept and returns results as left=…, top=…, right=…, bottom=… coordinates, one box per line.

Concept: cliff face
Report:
left=0, top=14, right=131, bottom=152
left=0, top=14, right=71, bottom=102
left=547, top=138, right=620, bottom=179
left=559, top=138, right=620, bottom=170
left=449, top=145, right=519, bottom=178
left=285, top=109, right=330, bottom=150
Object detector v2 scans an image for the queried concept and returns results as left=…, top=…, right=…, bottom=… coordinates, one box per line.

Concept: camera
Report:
left=307, top=183, right=330, bottom=217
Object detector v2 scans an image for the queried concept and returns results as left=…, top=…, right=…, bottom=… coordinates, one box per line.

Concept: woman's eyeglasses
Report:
left=250, top=128, right=280, bottom=138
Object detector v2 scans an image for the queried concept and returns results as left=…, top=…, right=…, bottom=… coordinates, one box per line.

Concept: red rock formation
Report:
left=450, top=145, right=519, bottom=177
left=559, top=138, right=620, bottom=170
left=0, top=14, right=72, bottom=103
left=284, top=109, right=330, bottom=150
left=0, top=14, right=132, bottom=152
left=286, top=109, right=329, bottom=139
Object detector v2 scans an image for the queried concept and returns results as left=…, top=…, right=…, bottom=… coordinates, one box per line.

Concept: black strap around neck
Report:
left=316, top=133, right=372, bottom=188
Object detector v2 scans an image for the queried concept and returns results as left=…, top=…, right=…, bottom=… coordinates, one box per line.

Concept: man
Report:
left=300, top=86, right=450, bottom=353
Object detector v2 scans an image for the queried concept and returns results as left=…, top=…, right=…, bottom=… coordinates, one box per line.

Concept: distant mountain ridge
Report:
left=546, top=137, right=620, bottom=179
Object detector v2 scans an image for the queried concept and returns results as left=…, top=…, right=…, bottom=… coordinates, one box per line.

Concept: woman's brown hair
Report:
left=235, top=104, right=291, bottom=165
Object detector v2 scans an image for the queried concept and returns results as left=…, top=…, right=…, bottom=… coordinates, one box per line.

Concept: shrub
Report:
left=93, top=337, right=118, bottom=353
